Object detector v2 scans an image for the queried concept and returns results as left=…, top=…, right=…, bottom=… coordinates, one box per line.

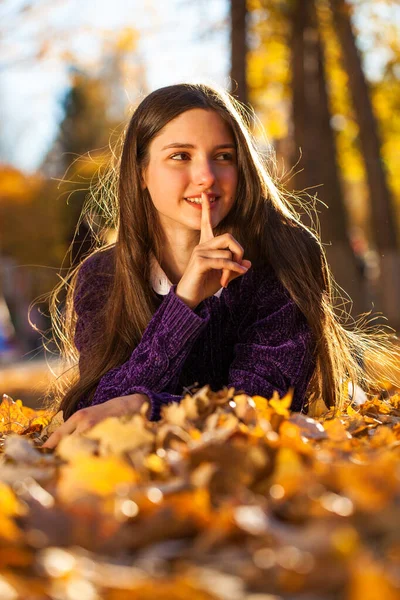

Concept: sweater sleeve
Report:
left=226, top=268, right=316, bottom=413
left=72, top=253, right=211, bottom=420
left=85, top=283, right=211, bottom=417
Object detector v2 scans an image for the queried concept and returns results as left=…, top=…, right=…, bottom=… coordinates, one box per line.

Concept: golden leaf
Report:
left=268, top=388, right=293, bottom=418
left=270, top=447, right=307, bottom=498
left=0, top=482, right=27, bottom=541
left=324, top=418, right=351, bottom=443
left=307, top=397, right=330, bottom=418
left=143, top=453, right=167, bottom=475
left=0, top=395, right=30, bottom=434
left=57, top=455, right=138, bottom=503
left=252, top=395, right=272, bottom=421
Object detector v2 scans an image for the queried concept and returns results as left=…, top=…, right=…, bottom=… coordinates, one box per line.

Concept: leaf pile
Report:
left=0, top=387, right=400, bottom=600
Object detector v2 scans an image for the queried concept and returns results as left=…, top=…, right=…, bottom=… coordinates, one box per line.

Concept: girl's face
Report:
left=141, top=109, right=238, bottom=234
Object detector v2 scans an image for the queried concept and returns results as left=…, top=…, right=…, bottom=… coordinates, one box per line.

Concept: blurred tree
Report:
left=42, top=71, right=114, bottom=267
left=247, top=0, right=400, bottom=328
left=0, top=166, right=65, bottom=353
left=329, top=0, right=400, bottom=328
left=316, top=0, right=369, bottom=233
left=41, top=28, right=145, bottom=269
left=290, top=0, right=366, bottom=315
left=0, top=3, right=146, bottom=355
left=247, top=0, right=292, bottom=163
left=0, top=167, right=64, bottom=273
left=230, top=0, right=248, bottom=105
left=246, top=0, right=366, bottom=315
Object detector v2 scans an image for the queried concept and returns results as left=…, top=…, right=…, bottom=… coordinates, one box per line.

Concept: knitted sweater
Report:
left=73, top=248, right=316, bottom=420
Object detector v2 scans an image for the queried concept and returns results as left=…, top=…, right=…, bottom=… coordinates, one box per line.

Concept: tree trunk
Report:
left=329, top=0, right=400, bottom=330
left=289, top=0, right=366, bottom=317
left=230, top=0, right=248, bottom=105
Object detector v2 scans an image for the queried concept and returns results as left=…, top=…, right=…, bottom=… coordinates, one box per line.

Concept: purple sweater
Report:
left=74, top=248, right=316, bottom=420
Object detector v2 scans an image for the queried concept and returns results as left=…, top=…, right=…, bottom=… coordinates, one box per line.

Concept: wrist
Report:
left=120, top=393, right=148, bottom=413
left=175, top=286, right=198, bottom=310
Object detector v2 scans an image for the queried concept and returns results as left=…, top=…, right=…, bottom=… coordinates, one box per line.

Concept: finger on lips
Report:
left=200, top=191, right=214, bottom=244
left=200, top=191, right=231, bottom=288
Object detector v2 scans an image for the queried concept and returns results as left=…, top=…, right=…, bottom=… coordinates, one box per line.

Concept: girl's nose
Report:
left=192, top=160, right=216, bottom=188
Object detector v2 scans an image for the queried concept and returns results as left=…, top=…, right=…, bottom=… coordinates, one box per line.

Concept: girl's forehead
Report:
left=153, top=109, right=235, bottom=146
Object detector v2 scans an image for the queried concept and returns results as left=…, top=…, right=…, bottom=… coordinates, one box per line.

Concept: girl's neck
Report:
left=159, top=232, right=199, bottom=285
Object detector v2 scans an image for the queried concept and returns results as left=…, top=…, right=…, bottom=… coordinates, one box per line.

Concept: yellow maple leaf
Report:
left=0, top=395, right=30, bottom=434
left=252, top=395, right=271, bottom=421
left=268, top=389, right=293, bottom=418
left=0, top=395, right=55, bottom=435
left=57, top=455, right=139, bottom=503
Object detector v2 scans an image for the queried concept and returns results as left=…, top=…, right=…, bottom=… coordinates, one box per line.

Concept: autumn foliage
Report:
left=0, top=384, right=399, bottom=599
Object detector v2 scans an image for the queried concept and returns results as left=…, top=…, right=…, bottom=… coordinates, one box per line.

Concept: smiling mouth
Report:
left=184, top=196, right=220, bottom=204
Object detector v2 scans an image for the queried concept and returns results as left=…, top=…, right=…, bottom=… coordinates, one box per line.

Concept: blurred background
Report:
left=1, top=0, right=400, bottom=403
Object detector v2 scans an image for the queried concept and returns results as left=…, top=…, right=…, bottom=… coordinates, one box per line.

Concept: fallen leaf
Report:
left=4, top=434, right=46, bottom=464
left=85, top=415, right=154, bottom=455
left=57, top=455, right=139, bottom=503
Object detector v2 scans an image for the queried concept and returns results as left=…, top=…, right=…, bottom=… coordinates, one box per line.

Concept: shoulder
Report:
left=76, top=246, right=115, bottom=281
left=73, top=246, right=115, bottom=310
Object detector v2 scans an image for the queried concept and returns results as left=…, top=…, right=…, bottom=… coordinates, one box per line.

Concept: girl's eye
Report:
left=170, top=152, right=234, bottom=161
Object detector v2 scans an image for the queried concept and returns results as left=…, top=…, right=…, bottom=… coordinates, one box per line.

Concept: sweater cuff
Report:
left=162, top=284, right=211, bottom=355
left=123, top=386, right=182, bottom=422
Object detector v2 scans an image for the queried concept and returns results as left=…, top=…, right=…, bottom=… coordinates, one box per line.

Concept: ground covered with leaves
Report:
left=0, top=384, right=399, bottom=600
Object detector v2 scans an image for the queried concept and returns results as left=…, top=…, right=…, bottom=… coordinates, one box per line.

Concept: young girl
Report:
left=43, top=83, right=399, bottom=448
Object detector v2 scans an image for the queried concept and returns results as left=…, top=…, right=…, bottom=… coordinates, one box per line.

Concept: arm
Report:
left=226, top=268, right=316, bottom=413
left=73, top=255, right=211, bottom=419
left=89, top=284, right=211, bottom=414
left=141, top=270, right=316, bottom=419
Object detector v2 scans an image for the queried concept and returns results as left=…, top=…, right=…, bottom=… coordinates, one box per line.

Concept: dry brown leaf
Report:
left=4, top=434, right=47, bottom=464
left=85, top=415, right=154, bottom=455
left=39, top=410, right=64, bottom=440
left=56, top=432, right=98, bottom=462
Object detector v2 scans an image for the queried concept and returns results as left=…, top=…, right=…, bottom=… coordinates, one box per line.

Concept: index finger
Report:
left=199, top=192, right=214, bottom=244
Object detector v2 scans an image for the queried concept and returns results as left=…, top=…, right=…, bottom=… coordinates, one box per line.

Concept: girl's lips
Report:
left=184, top=197, right=219, bottom=209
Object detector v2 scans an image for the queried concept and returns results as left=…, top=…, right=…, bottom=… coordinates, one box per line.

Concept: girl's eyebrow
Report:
left=161, top=142, right=236, bottom=151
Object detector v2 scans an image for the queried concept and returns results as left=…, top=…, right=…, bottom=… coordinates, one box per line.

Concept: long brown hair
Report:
left=43, top=82, right=400, bottom=420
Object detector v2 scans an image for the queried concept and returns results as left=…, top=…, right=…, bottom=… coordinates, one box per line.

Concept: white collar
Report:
left=150, top=253, right=223, bottom=298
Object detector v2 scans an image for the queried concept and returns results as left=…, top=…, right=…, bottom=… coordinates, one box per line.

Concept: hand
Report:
left=176, top=192, right=252, bottom=309
left=42, top=393, right=148, bottom=449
